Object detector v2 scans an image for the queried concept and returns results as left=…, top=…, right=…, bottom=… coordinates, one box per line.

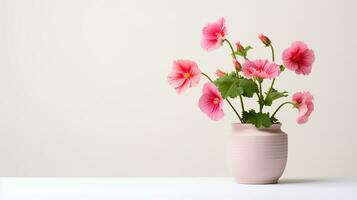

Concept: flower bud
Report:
left=235, top=41, right=244, bottom=52
left=215, top=69, right=227, bottom=77
left=233, top=59, right=241, bottom=71
left=258, top=33, right=271, bottom=46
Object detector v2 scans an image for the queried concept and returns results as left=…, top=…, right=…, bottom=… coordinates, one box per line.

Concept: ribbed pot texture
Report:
left=226, top=123, right=288, bottom=184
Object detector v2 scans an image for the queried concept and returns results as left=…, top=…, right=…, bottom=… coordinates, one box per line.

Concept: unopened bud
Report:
left=258, top=33, right=271, bottom=46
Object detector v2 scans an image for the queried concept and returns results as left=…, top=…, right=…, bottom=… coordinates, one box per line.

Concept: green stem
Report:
left=264, top=79, right=275, bottom=103
left=271, top=101, right=295, bottom=119
left=223, top=39, right=246, bottom=116
left=264, top=44, right=276, bottom=104
left=201, top=72, right=213, bottom=82
left=226, top=99, right=244, bottom=123
left=223, top=39, right=237, bottom=59
left=258, top=81, right=263, bottom=113
left=201, top=72, right=243, bottom=123
left=270, top=44, right=275, bottom=62
left=239, top=95, right=245, bottom=113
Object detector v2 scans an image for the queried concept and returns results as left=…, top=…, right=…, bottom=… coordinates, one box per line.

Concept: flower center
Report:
left=183, top=72, right=191, bottom=79
left=255, top=65, right=265, bottom=73
left=213, top=97, right=220, bottom=104
left=292, top=52, right=302, bottom=63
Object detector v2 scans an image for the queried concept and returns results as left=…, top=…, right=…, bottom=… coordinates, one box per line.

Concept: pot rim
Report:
left=232, top=123, right=282, bottom=130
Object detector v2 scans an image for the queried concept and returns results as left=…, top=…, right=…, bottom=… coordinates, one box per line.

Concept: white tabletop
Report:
left=0, top=178, right=356, bottom=200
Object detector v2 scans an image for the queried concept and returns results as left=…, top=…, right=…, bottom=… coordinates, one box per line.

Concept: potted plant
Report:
left=167, top=18, right=315, bottom=184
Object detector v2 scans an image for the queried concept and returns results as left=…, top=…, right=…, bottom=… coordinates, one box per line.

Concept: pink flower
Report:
left=233, top=59, right=241, bottom=70
left=201, top=18, right=227, bottom=51
left=198, top=82, right=224, bottom=121
left=258, top=33, right=271, bottom=46
left=282, top=41, right=315, bottom=75
left=167, top=59, right=201, bottom=94
left=242, top=59, right=280, bottom=79
left=215, top=69, right=227, bottom=77
left=292, top=91, right=314, bottom=124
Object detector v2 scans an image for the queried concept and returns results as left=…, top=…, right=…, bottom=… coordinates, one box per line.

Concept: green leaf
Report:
left=239, top=78, right=259, bottom=97
left=228, top=71, right=238, bottom=77
left=244, top=45, right=253, bottom=52
left=264, top=88, right=288, bottom=106
left=214, top=75, right=258, bottom=99
left=242, top=110, right=273, bottom=128
left=214, top=76, right=243, bottom=99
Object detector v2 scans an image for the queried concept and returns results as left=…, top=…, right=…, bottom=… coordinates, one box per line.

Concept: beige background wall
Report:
left=0, top=0, right=356, bottom=177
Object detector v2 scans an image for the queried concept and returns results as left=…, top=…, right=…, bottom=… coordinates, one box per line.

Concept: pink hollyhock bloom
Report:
left=232, top=59, right=241, bottom=70
left=167, top=59, right=201, bottom=94
left=292, top=91, right=314, bottom=124
left=242, top=59, right=280, bottom=79
left=282, top=41, right=315, bottom=75
left=215, top=69, right=227, bottom=77
left=201, top=18, right=227, bottom=51
left=258, top=33, right=271, bottom=46
left=198, top=82, right=224, bottom=121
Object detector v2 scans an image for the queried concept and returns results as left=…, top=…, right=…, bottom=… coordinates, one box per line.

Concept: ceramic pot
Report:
left=226, top=123, right=288, bottom=184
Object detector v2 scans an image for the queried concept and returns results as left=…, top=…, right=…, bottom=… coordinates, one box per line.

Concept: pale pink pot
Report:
left=226, top=123, right=288, bottom=184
